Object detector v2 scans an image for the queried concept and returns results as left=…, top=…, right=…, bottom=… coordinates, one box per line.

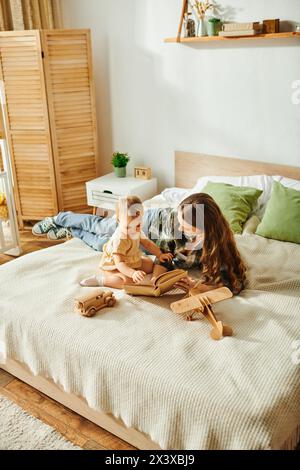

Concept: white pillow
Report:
left=272, top=176, right=300, bottom=191
left=161, top=187, right=189, bottom=206
left=192, top=175, right=274, bottom=216
left=143, top=194, right=172, bottom=209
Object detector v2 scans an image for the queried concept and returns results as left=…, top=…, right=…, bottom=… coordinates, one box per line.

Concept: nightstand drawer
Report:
left=86, top=173, right=158, bottom=211
left=87, top=189, right=120, bottom=208
left=91, top=190, right=119, bottom=202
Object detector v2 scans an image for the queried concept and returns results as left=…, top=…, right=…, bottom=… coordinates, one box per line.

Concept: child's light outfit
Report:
left=80, top=228, right=146, bottom=287
left=100, top=227, right=146, bottom=271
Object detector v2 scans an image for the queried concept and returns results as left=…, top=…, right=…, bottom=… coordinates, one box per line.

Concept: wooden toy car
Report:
left=75, top=289, right=116, bottom=317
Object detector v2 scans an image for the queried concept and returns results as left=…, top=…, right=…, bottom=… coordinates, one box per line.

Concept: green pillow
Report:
left=202, top=182, right=263, bottom=234
left=256, top=181, right=300, bottom=244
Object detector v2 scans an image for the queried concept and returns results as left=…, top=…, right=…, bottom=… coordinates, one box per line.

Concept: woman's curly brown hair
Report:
left=179, top=193, right=246, bottom=294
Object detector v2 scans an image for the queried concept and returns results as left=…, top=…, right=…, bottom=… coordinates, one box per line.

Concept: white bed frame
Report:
left=1, top=151, right=300, bottom=450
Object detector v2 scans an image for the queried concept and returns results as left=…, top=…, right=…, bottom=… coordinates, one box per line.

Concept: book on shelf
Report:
left=222, top=22, right=262, bottom=32
left=124, top=269, right=187, bottom=297
left=219, top=29, right=261, bottom=37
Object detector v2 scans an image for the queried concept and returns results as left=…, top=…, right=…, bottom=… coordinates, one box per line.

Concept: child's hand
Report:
left=132, top=270, right=146, bottom=284
left=159, top=252, right=173, bottom=263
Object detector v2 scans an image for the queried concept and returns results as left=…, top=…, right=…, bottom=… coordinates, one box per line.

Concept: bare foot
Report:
left=80, top=274, right=103, bottom=287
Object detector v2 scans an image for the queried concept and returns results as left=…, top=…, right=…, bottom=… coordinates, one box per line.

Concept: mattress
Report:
left=0, top=234, right=299, bottom=450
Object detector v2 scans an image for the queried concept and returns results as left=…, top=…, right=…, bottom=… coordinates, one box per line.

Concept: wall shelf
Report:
left=165, top=31, right=300, bottom=44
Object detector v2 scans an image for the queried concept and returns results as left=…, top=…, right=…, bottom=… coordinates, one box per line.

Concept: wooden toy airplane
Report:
left=170, top=284, right=234, bottom=340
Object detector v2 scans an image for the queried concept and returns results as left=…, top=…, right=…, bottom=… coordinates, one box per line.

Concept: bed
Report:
left=0, top=152, right=300, bottom=450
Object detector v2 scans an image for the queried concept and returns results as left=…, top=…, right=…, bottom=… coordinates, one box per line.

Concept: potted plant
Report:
left=207, top=17, right=221, bottom=36
left=111, top=152, right=130, bottom=178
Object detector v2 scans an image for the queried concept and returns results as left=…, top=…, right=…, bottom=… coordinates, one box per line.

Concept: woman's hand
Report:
left=158, top=252, right=173, bottom=263
left=132, top=270, right=146, bottom=284
left=174, top=276, right=197, bottom=292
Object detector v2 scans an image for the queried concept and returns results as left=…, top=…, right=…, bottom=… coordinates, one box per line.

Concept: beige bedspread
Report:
left=0, top=235, right=299, bottom=450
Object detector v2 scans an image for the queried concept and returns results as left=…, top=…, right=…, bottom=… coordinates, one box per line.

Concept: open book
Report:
left=124, top=269, right=188, bottom=297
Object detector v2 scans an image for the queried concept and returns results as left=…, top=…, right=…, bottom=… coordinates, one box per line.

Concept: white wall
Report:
left=62, top=0, right=300, bottom=188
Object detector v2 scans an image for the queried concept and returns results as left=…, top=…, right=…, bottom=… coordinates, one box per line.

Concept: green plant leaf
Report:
left=111, top=152, right=130, bottom=168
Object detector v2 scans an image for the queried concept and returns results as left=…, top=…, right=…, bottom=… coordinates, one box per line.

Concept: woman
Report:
left=33, top=193, right=246, bottom=294
left=175, top=193, right=246, bottom=294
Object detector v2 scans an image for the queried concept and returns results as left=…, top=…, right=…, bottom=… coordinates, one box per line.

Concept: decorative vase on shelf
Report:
left=207, top=18, right=222, bottom=37
left=114, top=166, right=127, bottom=178
left=197, top=18, right=207, bottom=37
left=184, top=12, right=196, bottom=38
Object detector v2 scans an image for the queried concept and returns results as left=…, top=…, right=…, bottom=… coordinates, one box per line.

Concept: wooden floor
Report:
left=0, top=231, right=135, bottom=450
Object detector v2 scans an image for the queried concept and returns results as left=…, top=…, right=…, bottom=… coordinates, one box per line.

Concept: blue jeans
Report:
left=55, top=209, right=171, bottom=252
left=55, top=212, right=117, bottom=251
left=55, top=208, right=163, bottom=252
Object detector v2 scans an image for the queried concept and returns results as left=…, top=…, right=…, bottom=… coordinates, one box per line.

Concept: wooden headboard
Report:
left=175, top=151, right=300, bottom=188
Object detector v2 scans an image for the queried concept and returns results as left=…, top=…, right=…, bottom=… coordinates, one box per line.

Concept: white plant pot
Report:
left=197, top=19, right=207, bottom=37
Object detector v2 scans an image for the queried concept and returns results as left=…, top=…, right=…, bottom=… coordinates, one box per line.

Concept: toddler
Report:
left=80, top=196, right=173, bottom=289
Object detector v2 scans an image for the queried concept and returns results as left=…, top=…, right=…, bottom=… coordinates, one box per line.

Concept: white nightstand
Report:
left=86, top=173, right=158, bottom=214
